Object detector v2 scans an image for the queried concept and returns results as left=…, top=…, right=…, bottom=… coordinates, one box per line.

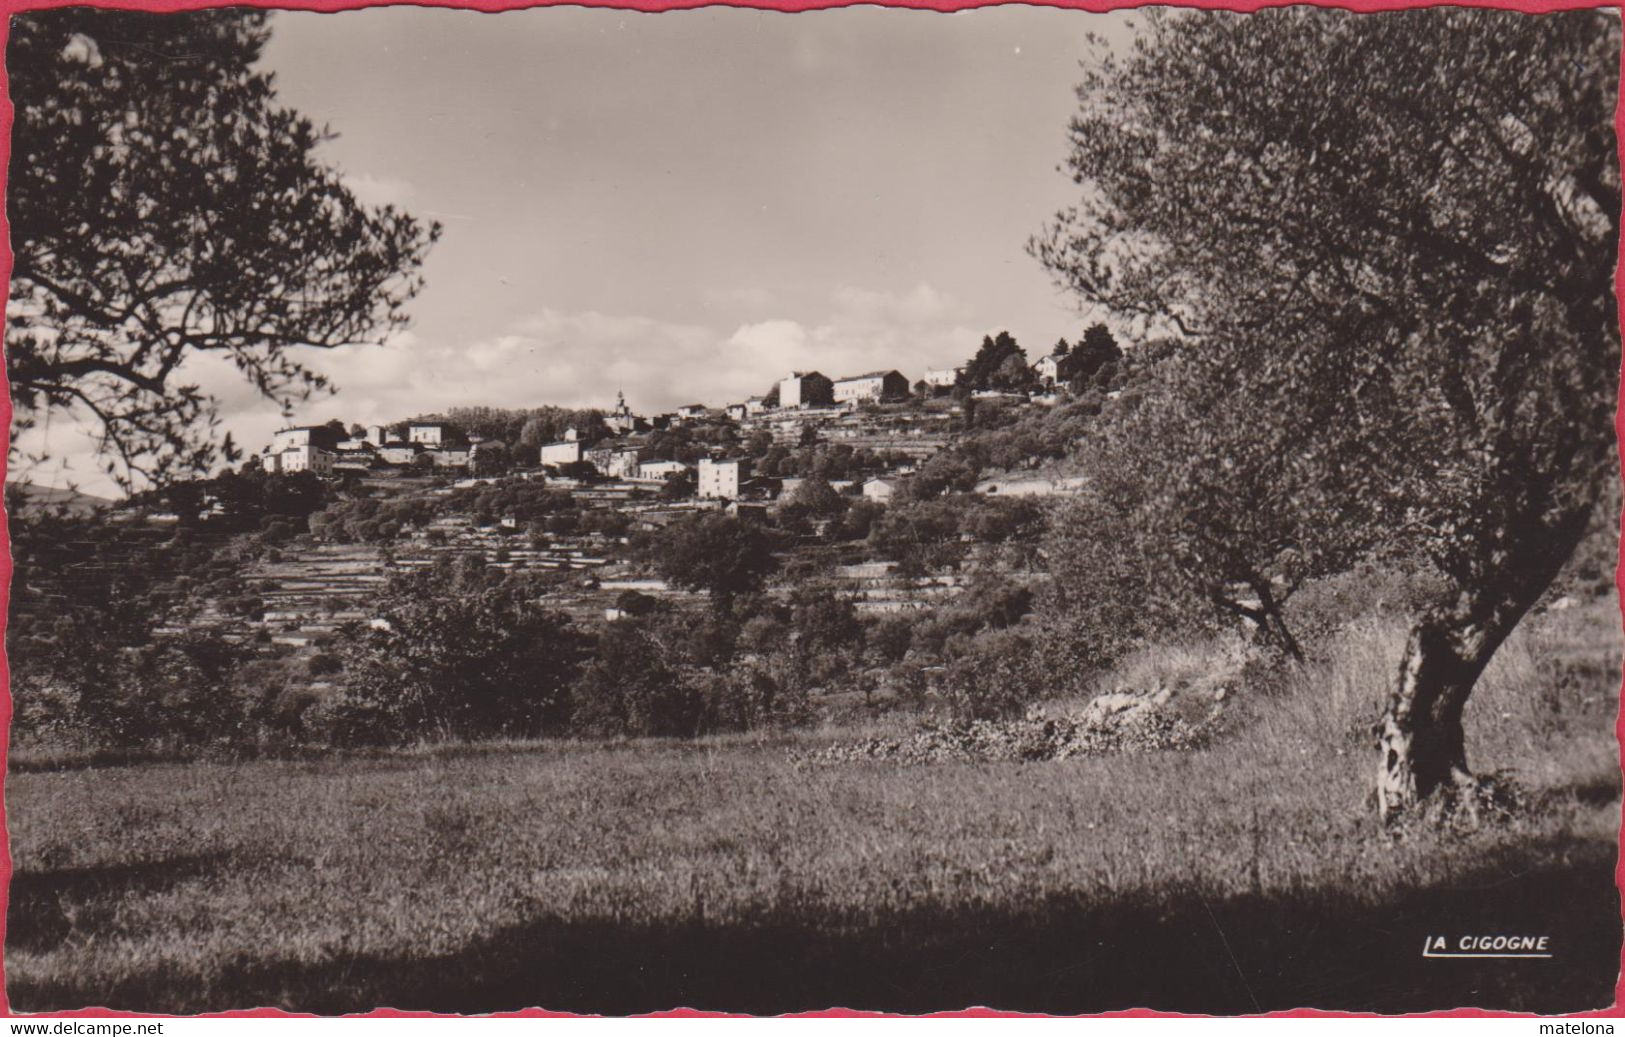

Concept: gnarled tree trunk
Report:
left=1375, top=504, right=1597, bottom=820
left=1374, top=604, right=1502, bottom=818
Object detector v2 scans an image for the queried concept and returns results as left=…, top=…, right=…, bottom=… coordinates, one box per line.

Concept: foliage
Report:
left=902, top=453, right=982, bottom=501
left=938, top=628, right=1049, bottom=721
left=11, top=596, right=1619, bottom=1013
left=7, top=9, right=439, bottom=489
left=1031, top=7, right=1620, bottom=801
left=571, top=621, right=704, bottom=737
left=1061, top=363, right=1376, bottom=659
left=651, top=513, right=779, bottom=608
left=470, top=441, right=510, bottom=477
left=659, top=469, right=697, bottom=500
left=959, top=331, right=1028, bottom=392
left=1065, top=324, right=1124, bottom=394
left=866, top=495, right=1044, bottom=574
left=325, top=559, right=582, bottom=743
left=127, top=468, right=329, bottom=533
left=1034, top=7, right=1619, bottom=597
left=781, top=477, right=849, bottom=522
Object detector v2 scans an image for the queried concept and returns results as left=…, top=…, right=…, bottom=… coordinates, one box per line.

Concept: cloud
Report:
left=342, top=172, right=416, bottom=208
left=831, top=282, right=964, bottom=325
left=701, top=286, right=777, bottom=311
left=17, top=282, right=991, bottom=497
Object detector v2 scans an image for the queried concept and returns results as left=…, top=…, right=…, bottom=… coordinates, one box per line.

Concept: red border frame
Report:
left=0, top=0, right=1620, bottom=1020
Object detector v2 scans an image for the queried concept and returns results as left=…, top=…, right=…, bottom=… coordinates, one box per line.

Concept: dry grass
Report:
left=6, top=598, right=1620, bottom=1015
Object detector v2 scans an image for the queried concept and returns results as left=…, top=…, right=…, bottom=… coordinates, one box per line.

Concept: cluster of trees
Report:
left=126, top=468, right=331, bottom=533
left=745, top=439, right=907, bottom=482
left=866, top=495, right=1044, bottom=574
left=1048, top=325, right=1124, bottom=395
left=942, top=325, right=1121, bottom=398
left=308, top=495, right=436, bottom=544
left=7, top=499, right=285, bottom=749
left=957, top=332, right=1035, bottom=394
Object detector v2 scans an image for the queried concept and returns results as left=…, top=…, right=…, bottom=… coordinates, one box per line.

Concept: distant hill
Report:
left=6, top=482, right=115, bottom=516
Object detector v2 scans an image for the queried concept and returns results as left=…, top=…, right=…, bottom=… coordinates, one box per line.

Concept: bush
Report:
left=939, top=628, right=1050, bottom=720
left=868, top=615, right=915, bottom=665
left=325, top=560, right=582, bottom=744
left=571, top=623, right=704, bottom=738
left=695, top=660, right=807, bottom=733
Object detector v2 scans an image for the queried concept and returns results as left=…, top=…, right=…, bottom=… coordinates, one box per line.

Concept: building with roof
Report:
left=276, top=444, right=336, bottom=476
left=268, top=424, right=342, bottom=454
left=779, top=371, right=834, bottom=409
left=834, top=370, right=910, bottom=404
left=540, top=440, right=584, bottom=467
left=637, top=459, right=690, bottom=482
left=377, top=443, right=424, bottom=466
left=408, top=421, right=456, bottom=447
left=698, top=457, right=752, bottom=499
left=862, top=476, right=900, bottom=500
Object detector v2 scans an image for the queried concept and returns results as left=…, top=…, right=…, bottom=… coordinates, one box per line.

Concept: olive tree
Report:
left=1033, top=8, right=1619, bottom=816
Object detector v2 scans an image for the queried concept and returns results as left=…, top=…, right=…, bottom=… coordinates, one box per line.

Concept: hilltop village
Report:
left=257, top=364, right=1049, bottom=494
left=7, top=328, right=1136, bottom=749
left=99, top=330, right=1127, bottom=653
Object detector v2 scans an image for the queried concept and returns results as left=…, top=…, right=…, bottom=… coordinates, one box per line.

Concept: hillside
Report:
left=6, top=481, right=115, bottom=517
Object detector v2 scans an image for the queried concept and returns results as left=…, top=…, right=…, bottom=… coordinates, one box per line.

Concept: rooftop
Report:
left=837, top=370, right=904, bottom=382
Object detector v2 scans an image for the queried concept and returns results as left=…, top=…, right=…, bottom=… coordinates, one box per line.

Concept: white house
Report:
left=744, top=396, right=770, bottom=415
left=778, top=371, right=834, bottom=409
left=431, top=446, right=472, bottom=468
left=540, top=440, right=584, bottom=467
left=698, top=457, right=751, bottom=499
left=638, top=460, right=689, bottom=481
left=278, top=444, right=336, bottom=476
left=377, top=443, right=422, bottom=465
left=607, top=449, right=641, bottom=479
left=268, top=426, right=330, bottom=454
left=923, top=367, right=962, bottom=389
left=725, top=403, right=748, bottom=421
left=1033, top=355, right=1063, bottom=385
left=408, top=422, right=452, bottom=446
left=862, top=477, right=899, bottom=500
left=833, top=370, right=910, bottom=404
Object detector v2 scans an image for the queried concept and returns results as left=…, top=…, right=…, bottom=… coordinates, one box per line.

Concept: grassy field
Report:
left=6, top=598, right=1621, bottom=1015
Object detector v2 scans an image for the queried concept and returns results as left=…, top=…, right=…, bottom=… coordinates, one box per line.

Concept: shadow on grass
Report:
left=7, top=854, right=236, bottom=954
left=8, top=837, right=1619, bottom=1015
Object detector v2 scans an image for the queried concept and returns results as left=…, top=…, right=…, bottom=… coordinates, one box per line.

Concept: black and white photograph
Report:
left=3, top=0, right=1622, bottom=1016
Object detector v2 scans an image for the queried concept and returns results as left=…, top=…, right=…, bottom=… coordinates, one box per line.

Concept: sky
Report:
left=19, top=4, right=1140, bottom=496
